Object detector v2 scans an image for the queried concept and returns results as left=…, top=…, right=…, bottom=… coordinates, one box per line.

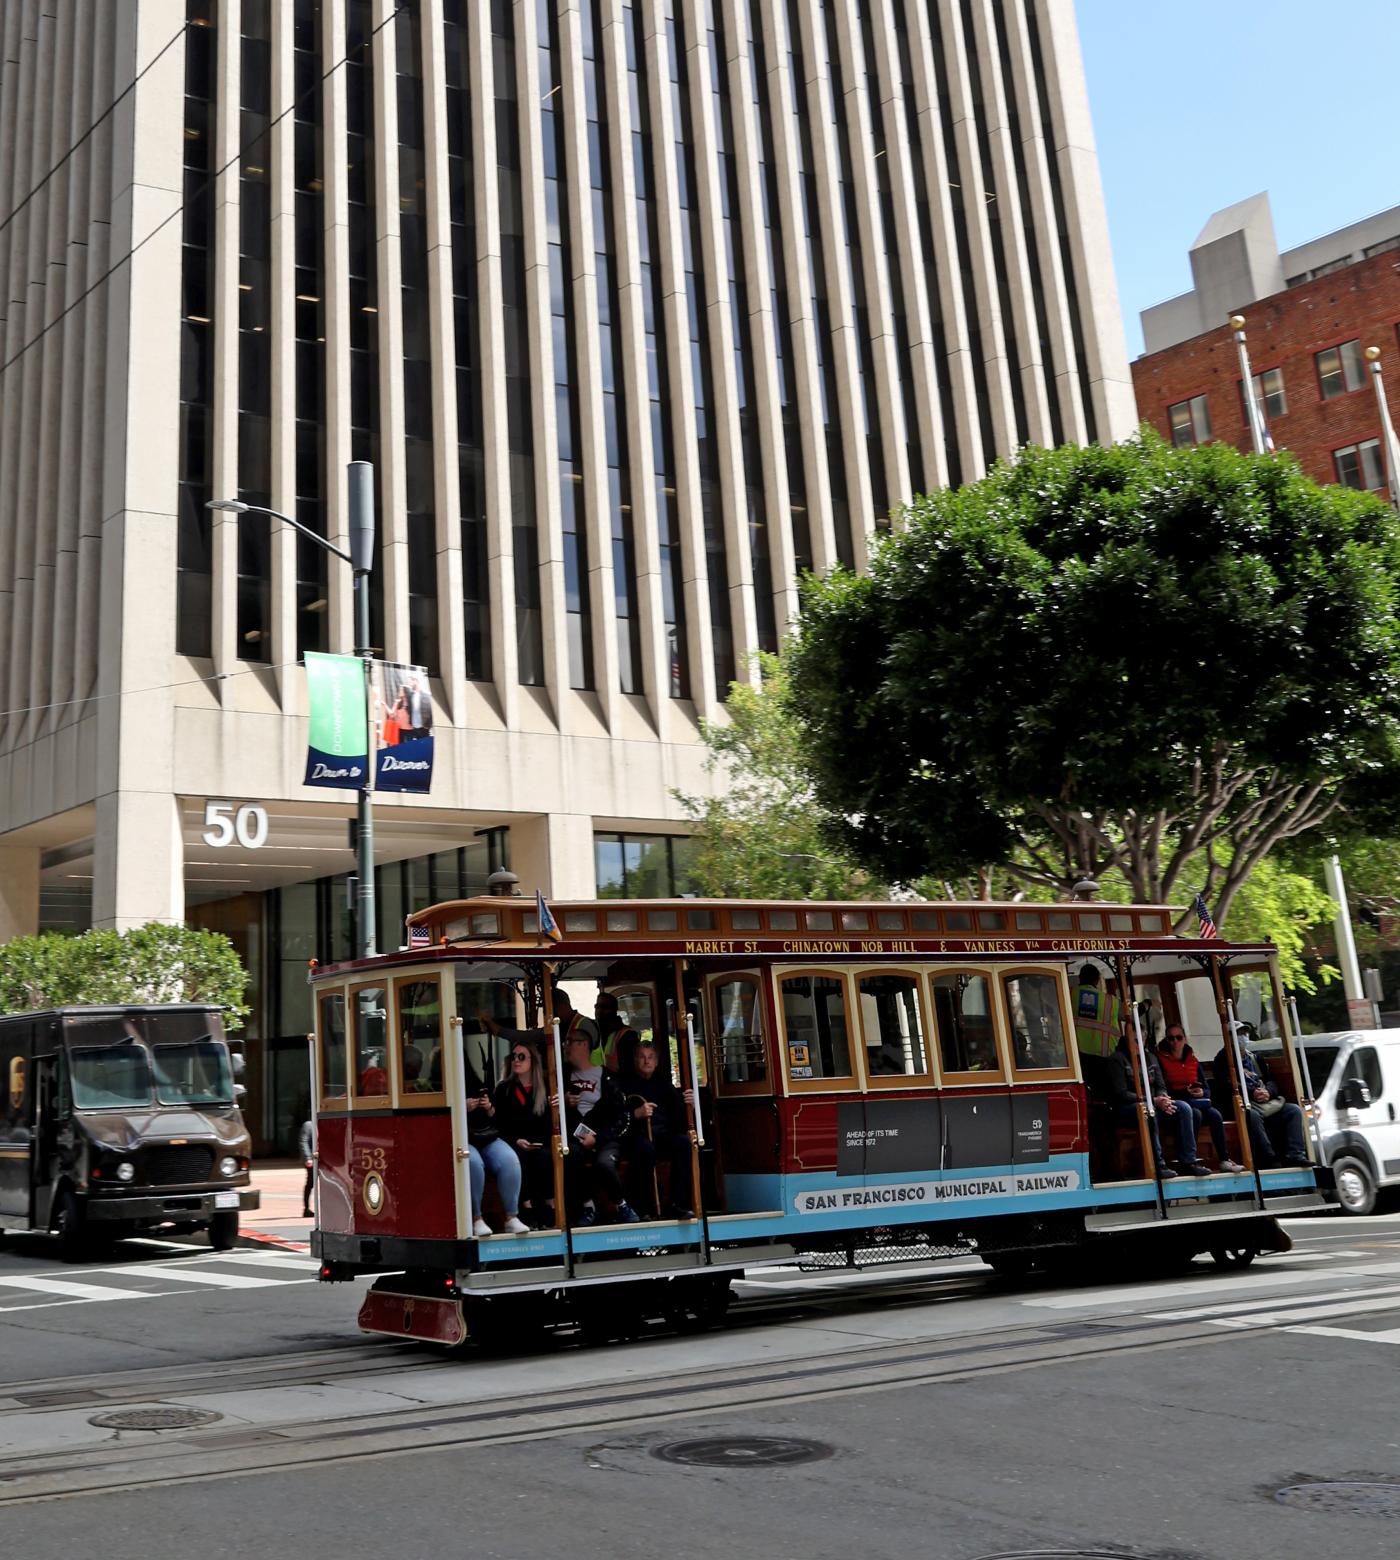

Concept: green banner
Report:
left=304, top=652, right=369, bottom=789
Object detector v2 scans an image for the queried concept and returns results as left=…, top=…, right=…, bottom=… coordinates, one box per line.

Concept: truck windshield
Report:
left=71, top=1043, right=153, bottom=1110
left=153, top=1042, right=233, bottom=1106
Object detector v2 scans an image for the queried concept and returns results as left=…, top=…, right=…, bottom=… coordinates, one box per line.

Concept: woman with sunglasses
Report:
left=494, top=1041, right=555, bottom=1228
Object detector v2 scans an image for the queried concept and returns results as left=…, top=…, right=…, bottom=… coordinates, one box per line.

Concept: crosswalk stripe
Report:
left=0, top=1275, right=146, bottom=1302
left=1290, top=1323, right=1400, bottom=1345
left=1024, top=1257, right=1400, bottom=1311
left=1148, top=1281, right=1400, bottom=1323
left=202, top=1251, right=319, bottom=1272
left=1207, top=1294, right=1400, bottom=1329
left=98, top=1265, right=291, bottom=1290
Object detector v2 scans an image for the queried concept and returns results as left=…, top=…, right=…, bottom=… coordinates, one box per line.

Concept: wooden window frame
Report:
left=707, top=972, right=773, bottom=1098
left=998, top=965, right=1079, bottom=1083
left=926, top=966, right=1010, bottom=1086
left=316, top=986, right=349, bottom=1111
left=774, top=967, right=860, bottom=1095
left=852, top=966, right=934, bottom=1090
left=391, top=971, right=448, bottom=1109
left=348, top=979, right=391, bottom=1109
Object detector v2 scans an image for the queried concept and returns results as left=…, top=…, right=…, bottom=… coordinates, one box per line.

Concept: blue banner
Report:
left=374, top=662, right=434, bottom=793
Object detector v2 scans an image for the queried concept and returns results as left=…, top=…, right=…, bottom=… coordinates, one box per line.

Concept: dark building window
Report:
left=1334, top=438, right=1384, bottom=492
left=1168, top=394, right=1211, bottom=447
left=444, top=0, right=490, bottom=682
left=1317, top=339, right=1365, bottom=400
left=294, top=0, right=328, bottom=657
left=594, top=831, right=697, bottom=897
left=177, top=0, right=217, bottom=657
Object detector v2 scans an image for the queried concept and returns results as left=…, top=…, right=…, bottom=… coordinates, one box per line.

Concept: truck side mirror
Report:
left=234, top=1083, right=247, bottom=1102
left=229, top=1051, right=246, bottom=1079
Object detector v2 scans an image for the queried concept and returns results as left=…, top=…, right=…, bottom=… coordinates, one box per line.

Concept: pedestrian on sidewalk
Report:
left=299, top=1116, right=315, bottom=1219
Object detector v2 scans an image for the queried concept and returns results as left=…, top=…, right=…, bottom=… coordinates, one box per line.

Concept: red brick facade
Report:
left=1131, top=249, right=1400, bottom=490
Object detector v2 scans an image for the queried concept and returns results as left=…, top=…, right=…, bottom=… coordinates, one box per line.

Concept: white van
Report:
left=1271, top=1031, right=1400, bottom=1215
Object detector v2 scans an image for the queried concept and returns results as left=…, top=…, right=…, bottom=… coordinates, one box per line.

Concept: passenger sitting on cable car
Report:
left=1212, top=1022, right=1309, bottom=1169
left=1157, top=1027, right=1244, bottom=1172
left=562, top=1028, right=636, bottom=1226
left=461, top=1049, right=530, bottom=1238
left=1105, top=1034, right=1206, bottom=1178
left=617, top=1039, right=696, bottom=1220
left=493, top=1039, right=556, bottom=1228
left=594, top=991, right=641, bottom=1075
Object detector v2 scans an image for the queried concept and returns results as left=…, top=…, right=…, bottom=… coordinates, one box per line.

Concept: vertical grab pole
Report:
left=306, top=1033, right=320, bottom=1236
left=1287, top=995, right=1323, bottom=1163
left=683, top=1009, right=710, bottom=1266
left=1209, top=957, right=1258, bottom=1187
left=1117, top=955, right=1164, bottom=1215
left=1225, top=997, right=1266, bottom=1207
left=550, top=1015, right=575, bottom=1279
left=444, top=1014, right=473, bottom=1242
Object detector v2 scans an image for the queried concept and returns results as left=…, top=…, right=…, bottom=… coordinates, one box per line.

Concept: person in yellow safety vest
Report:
left=1074, top=964, right=1120, bottom=1059
left=594, top=990, right=641, bottom=1075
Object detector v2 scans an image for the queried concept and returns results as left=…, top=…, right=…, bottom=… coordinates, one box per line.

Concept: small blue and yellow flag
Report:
left=536, top=890, right=563, bottom=943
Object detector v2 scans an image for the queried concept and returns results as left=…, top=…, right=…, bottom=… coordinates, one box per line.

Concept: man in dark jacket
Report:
left=561, top=1029, right=637, bottom=1224
left=1106, top=1037, right=1209, bottom=1177
left=618, top=1040, right=697, bottom=1218
left=1213, top=1025, right=1310, bottom=1169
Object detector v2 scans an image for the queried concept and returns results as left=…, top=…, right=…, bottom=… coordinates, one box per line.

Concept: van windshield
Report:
left=154, top=1042, right=233, bottom=1106
left=71, top=1043, right=152, bottom=1110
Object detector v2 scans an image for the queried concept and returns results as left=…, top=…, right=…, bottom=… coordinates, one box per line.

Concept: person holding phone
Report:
left=463, top=1059, right=529, bottom=1237
left=1157, top=1027, right=1244, bottom=1173
left=560, top=1029, right=636, bottom=1225
left=494, top=1040, right=555, bottom=1226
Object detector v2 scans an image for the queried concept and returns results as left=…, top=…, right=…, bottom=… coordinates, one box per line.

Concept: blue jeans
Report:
left=469, top=1139, right=522, bottom=1218
left=1183, top=1096, right=1228, bottom=1159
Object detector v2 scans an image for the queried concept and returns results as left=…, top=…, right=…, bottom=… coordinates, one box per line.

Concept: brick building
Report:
left=1132, top=194, right=1400, bottom=494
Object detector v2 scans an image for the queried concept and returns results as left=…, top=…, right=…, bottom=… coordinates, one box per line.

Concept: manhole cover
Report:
left=88, top=1407, right=224, bottom=1432
left=652, top=1435, right=832, bottom=1468
left=1276, top=1482, right=1400, bottom=1517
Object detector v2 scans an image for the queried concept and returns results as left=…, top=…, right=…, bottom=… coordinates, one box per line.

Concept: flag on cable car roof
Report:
left=536, top=890, right=563, bottom=944
left=408, top=922, right=431, bottom=949
left=1192, top=893, right=1220, bottom=939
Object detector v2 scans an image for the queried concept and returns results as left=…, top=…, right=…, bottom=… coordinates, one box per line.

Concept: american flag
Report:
left=408, top=923, right=431, bottom=948
left=1192, top=893, right=1220, bottom=940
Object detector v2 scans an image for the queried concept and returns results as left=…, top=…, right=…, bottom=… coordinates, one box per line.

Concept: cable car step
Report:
left=358, top=1286, right=465, bottom=1346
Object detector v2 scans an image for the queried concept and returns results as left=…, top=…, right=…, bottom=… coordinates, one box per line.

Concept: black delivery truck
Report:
left=0, top=1005, right=258, bottom=1255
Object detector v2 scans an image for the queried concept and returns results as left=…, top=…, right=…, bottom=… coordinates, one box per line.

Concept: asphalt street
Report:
left=1, top=1206, right=1399, bottom=1560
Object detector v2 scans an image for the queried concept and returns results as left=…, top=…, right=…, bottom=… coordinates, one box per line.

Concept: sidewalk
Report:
left=242, top=1163, right=313, bottom=1250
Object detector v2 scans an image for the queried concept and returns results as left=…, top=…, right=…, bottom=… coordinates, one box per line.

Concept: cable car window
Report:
left=563, top=910, right=597, bottom=932
left=646, top=909, right=678, bottom=930
left=352, top=985, right=389, bottom=1098
left=768, top=910, right=797, bottom=930
left=319, top=992, right=347, bottom=1100
left=1002, top=973, right=1069, bottom=1070
left=396, top=978, right=441, bottom=1094
left=780, top=974, right=852, bottom=1081
left=731, top=909, right=761, bottom=930
left=1109, top=914, right=1133, bottom=932
left=840, top=910, right=869, bottom=931
left=911, top=910, right=940, bottom=930
left=687, top=909, right=716, bottom=930
left=877, top=910, right=905, bottom=930
left=977, top=910, right=1006, bottom=930
left=606, top=909, right=638, bottom=931
left=1015, top=911, right=1042, bottom=930
left=930, top=973, right=999, bottom=1074
left=715, top=977, right=766, bottom=1085
left=945, top=911, right=972, bottom=930
left=806, top=911, right=834, bottom=931
left=1076, top=913, right=1103, bottom=931
left=451, top=973, right=517, bottom=1089
left=858, top=973, right=927, bottom=1077
left=1047, top=912, right=1073, bottom=931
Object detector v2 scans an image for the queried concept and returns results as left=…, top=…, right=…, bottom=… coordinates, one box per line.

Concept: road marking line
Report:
left=1147, top=1281, right=1400, bottom=1322
left=1205, top=1294, right=1400, bottom=1329
left=202, top=1251, right=320, bottom=1272
left=1023, top=1257, right=1400, bottom=1311
left=1288, top=1323, right=1400, bottom=1345
left=0, top=1276, right=146, bottom=1302
left=98, top=1265, right=289, bottom=1290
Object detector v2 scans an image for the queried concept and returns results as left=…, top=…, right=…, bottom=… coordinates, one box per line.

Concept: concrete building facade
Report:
left=0, top=0, right=1132, bottom=1147
left=1133, top=194, right=1400, bottom=492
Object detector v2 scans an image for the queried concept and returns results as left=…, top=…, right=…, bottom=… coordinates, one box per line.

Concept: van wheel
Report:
left=1333, top=1156, right=1378, bottom=1215
left=208, top=1211, right=240, bottom=1251
left=54, top=1190, right=89, bottom=1262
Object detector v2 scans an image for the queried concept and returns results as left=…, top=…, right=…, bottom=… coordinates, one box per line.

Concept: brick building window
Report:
left=1334, top=439, right=1385, bottom=492
left=1240, top=368, right=1286, bottom=420
left=1316, top=339, right=1365, bottom=400
left=1168, top=394, right=1211, bottom=447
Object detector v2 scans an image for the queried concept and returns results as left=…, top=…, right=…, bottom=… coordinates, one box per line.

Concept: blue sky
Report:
left=1076, top=0, right=1400, bottom=359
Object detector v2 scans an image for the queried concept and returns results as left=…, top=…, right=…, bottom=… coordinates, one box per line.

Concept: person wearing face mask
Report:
left=618, top=1040, right=697, bottom=1219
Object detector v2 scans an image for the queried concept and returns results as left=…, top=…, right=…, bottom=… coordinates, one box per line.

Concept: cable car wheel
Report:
left=1209, top=1246, right=1258, bottom=1269
left=662, top=1274, right=732, bottom=1334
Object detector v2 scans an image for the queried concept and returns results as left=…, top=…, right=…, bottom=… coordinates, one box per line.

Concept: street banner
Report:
left=303, top=652, right=369, bottom=790
left=374, top=661, right=434, bottom=793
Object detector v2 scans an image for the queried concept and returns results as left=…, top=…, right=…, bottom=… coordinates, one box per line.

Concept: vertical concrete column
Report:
left=269, top=0, right=299, bottom=704
left=510, top=812, right=598, bottom=900
left=210, top=0, right=242, bottom=678
left=0, top=845, right=41, bottom=941
left=466, top=0, right=521, bottom=729
left=93, top=795, right=186, bottom=930
left=1031, top=0, right=1136, bottom=441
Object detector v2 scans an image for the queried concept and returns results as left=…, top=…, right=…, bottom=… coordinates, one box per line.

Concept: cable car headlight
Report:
left=218, top=1155, right=239, bottom=1178
left=115, top=1161, right=135, bottom=1183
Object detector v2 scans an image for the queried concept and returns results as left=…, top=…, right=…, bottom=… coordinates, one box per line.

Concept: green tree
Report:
left=790, top=433, right=1400, bottom=927
left=676, top=652, right=886, bottom=899
left=0, top=924, right=250, bottom=1028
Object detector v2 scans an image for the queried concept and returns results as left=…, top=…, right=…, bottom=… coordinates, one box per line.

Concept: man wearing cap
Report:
left=1213, top=1024, right=1310, bottom=1169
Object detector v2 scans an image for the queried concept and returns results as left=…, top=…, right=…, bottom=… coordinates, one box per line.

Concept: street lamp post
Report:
left=207, top=459, right=378, bottom=957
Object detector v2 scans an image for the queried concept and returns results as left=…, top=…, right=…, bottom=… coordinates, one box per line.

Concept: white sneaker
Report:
left=472, top=1217, right=493, bottom=1238
left=502, top=1216, right=530, bottom=1235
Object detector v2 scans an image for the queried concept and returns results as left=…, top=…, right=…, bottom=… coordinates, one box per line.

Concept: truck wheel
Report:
left=54, top=1190, right=89, bottom=1262
left=1333, top=1156, right=1378, bottom=1215
left=209, top=1211, right=240, bottom=1251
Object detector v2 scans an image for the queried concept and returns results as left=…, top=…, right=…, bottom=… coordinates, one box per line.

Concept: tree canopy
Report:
left=0, top=924, right=250, bottom=1028
left=790, top=433, right=1400, bottom=926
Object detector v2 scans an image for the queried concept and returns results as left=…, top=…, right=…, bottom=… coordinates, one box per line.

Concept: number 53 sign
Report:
left=201, top=800, right=270, bottom=849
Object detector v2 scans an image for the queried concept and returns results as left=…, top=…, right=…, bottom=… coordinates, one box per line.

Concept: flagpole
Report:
left=1230, top=314, right=1268, bottom=455
left=1364, top=346, right=1400, bottom=508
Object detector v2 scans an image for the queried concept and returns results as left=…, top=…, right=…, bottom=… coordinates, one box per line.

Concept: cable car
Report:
left=308, top=891, right=1323, bottom=1345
